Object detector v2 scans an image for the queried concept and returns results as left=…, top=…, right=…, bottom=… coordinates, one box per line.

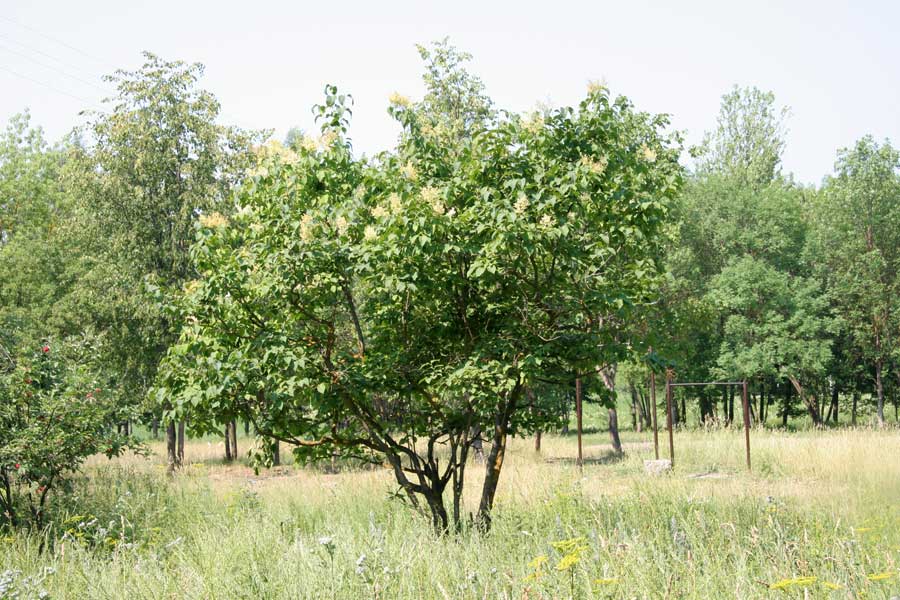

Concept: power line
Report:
left=0, top=42, right=113, bottom=94
left=0, top=15, right=116, bottom=69
left=0, top=64, right=104, bottom=111
left=0, top=30, right=108, bottom=79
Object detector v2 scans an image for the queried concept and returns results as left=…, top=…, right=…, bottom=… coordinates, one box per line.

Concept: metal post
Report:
left=575, top=377, right=583, bottom=468
left=741, top=379, right=751, bottom=471
left=665, top=371, right=675, bottom=467
left=650, top=371, right=659, bottom=460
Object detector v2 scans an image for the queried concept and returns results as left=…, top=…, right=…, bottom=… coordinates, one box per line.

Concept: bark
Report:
left=852, top=391, right=859, bottom=425
left=230, top=420, right=238, bottom=460
left=534, top=430, right=542, bottom=453
left=875, top=359, right=885, bottom=426
left=272, top=440, right=281, bottom=466
left=151, top=417, right=159, bottom=439
left=177, top=421, right=185, bottom=464
left=224, top=423, right=233, bottom=461
left=470, top=426, right=485, bottom=463
left=166, top=421, right=178, bottom=474
left=600, top=366, right=623, bottom=453
left=477, top=386, right=521, bottom=530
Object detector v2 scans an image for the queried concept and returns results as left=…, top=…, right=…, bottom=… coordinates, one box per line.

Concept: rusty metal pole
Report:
left=650, top=371, right=659, bottom=460
left=741, top=379, right=751, bottom=471
left=575, top=378, right=584, bottom=469
left=665, top=371, right=675, bottom=467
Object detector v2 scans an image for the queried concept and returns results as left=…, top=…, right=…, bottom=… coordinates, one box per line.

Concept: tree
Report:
left=696, top=86, right=789, bottom=188
left=0, top=113, right=73, bottom=352
left=818, top=137, right=900, bottom=425
left=65, top=52, right=261, bottom=467
left=707, top=256, right=834, bottom=425
left=157, top=71, right=681, bottom=533
left=0, top=337, right=132, bottom=530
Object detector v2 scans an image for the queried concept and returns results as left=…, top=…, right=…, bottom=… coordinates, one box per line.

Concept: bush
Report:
left=0, top=337, right=135, bottom=530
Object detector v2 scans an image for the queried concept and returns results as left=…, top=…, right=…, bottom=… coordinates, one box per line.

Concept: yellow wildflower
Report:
left=867, top=571, right=896, bottom=581
left=821, top=581, right=843, bottom=590
left=527, top=555, right=548, bottom=570
left=593, top=578, right=619, bottom=585
left=769, top=576, right=817, bottom=590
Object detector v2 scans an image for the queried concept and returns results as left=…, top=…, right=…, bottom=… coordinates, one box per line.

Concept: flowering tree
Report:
left=157, top=78, right=680, bottom=531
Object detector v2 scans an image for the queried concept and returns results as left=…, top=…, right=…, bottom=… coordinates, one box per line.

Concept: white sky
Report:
left=2, top=0, right=898, bottom=185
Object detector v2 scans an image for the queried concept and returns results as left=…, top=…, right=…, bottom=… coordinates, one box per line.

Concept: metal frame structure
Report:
left=657, top=371, right=752, bottom=471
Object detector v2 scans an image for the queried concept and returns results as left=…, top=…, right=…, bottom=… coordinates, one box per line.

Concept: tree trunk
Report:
left=600, top=366, right=623, bottom=454
left=224, top=424, right=233, bottom=461
left=788, top=376, right=823, bottom=427
left=534, top=430, right=541, bottom=453
left=151, top=417, right=159, bottom=439
left=272, top=439, right=281, bottom=466
left=852, top=390, right=859, bottom=425
left=477, top=388, right=520, bottom=530
left=177, top=421, right=185, bottom=465
left=230, top=420, right=238, bottom=461
left=470, top=425, right=484, bottom=463
left=166, top=421, right=178, bottom=474
left=875, top=359, right=885, bottom=426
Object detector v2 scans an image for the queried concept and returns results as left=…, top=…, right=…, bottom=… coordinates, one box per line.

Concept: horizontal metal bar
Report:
left=667, top=381, right=744, bottom=387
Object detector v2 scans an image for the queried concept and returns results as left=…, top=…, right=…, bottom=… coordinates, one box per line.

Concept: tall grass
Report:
left=2, top=428, right=899, bottom=598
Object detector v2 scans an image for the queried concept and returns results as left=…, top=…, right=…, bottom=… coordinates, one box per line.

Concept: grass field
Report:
left=2, top=425, right=900, bottom=599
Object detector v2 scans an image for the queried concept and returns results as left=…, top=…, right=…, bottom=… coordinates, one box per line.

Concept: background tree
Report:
left=817, top=137, right=900, bottom=425
left=65, top=52, right=261, bottom=465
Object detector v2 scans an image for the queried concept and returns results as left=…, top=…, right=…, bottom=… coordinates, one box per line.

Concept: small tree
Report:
left=158, top=75, right=680, bottom=532
left=0, top=338, right=131, bottom=530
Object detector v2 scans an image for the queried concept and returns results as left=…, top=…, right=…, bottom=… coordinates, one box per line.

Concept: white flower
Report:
left=388, top=193, right=403, bottom=214
left=371, top=205, right=388, bottom=219
left=301, top=136, right=318, bottom=152
left=421, top=187, right=445, bottom=215
left=198, top=212, right=229, bottom=229
left=521, top=112, right=544, bottom=134
left=514, top=192, right=529, bottom=215
left=402, top=163, right=418, bottom=181
left=318, top=536, right=334, bottom=547
left=247, top=165, right=268, bottom=179
left=540, top=214, right=554, bottom=228
left=364, top=225, right=377, bottom=241
left=640, top=144, right=657, bottom=163
left=580, top=155, right=608, bottom=175
left=446, top=207, right=456, bottom=218
left=389, top=92, right=411, bottom=107
left=334, top=215, right=350, bottom=236
left=319, top=130, right=338, bottom=149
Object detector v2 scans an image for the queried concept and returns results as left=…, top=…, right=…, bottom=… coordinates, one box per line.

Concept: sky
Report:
left=1, top=0, right=898, bottom=186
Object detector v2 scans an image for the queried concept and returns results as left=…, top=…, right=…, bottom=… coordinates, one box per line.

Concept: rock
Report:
left=644, top=459, right=672, bottom=475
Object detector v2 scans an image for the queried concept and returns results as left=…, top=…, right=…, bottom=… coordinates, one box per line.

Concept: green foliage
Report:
left=0, top=337, right=135, bottom=529
left=157, top=49, right=681, bottom=529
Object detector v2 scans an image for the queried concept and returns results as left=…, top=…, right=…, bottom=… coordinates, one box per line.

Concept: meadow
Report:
left=2, top=422, right=899, bottom=599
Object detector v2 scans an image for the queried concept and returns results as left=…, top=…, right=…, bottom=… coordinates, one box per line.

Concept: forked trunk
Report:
left=788, top=376, right=823, bottom=427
